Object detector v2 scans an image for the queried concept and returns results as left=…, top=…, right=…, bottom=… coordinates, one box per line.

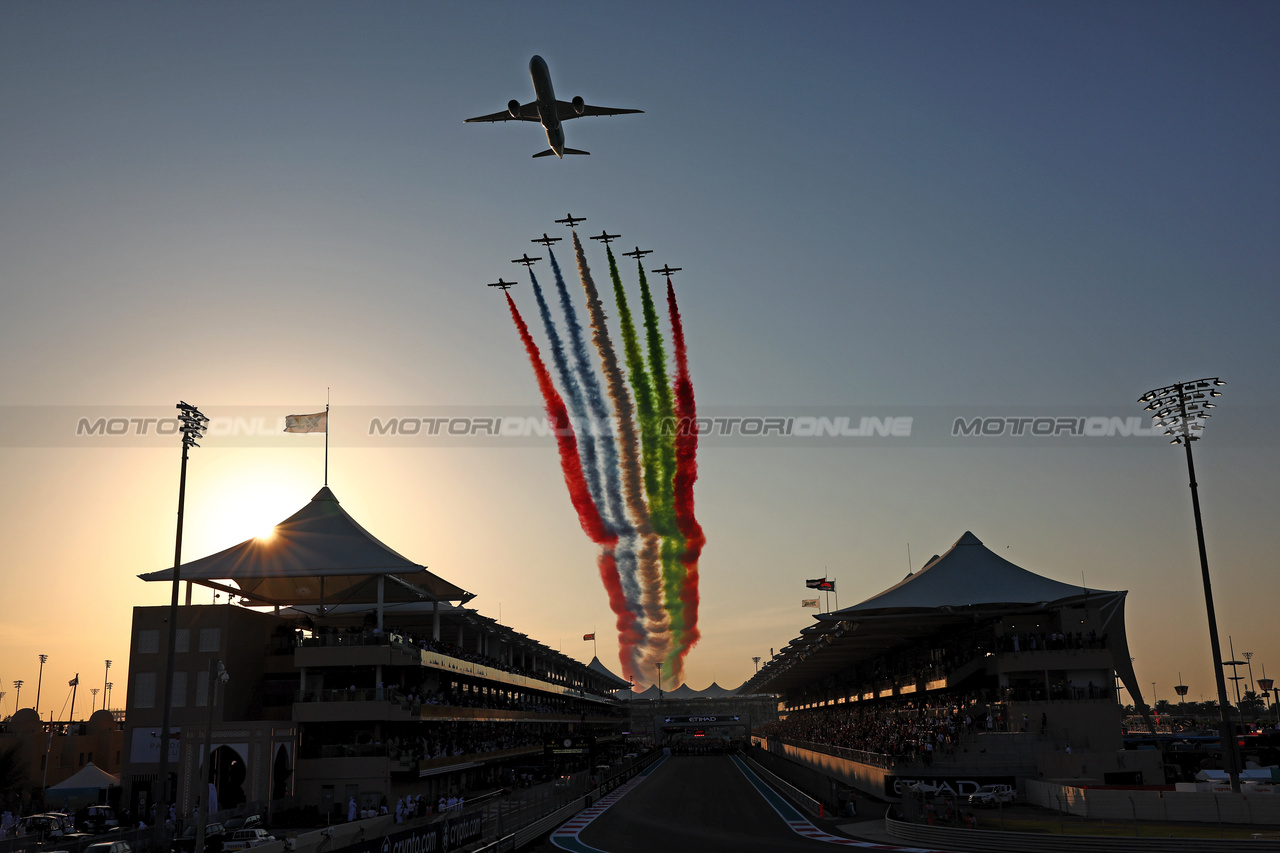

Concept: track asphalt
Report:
left=550, top=755, right=942, bottom=853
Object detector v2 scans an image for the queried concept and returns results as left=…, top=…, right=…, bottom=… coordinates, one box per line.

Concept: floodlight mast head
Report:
left=176, top=401, right=209, bottom=449
left=1138, top=377, right=1224, bottom=445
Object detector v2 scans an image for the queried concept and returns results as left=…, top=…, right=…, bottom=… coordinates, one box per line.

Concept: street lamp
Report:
left=91, top=688, right=100, bottom=713
left=103, top=660, right=112, bottom=709
left=156, top=401, right=209, bottom=840
left=1138, top=376, right=1239, bottom=792
left=1258, top=678, right=1275, bottom=722
left=36, top=654, right=47, bottom=717
left=194, top=660, right=229, bottom=853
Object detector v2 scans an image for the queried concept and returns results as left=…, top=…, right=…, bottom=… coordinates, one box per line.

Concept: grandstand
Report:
left=120, top=487, right=628, bottom=821
left=744, top=531, right=1163, bottom=799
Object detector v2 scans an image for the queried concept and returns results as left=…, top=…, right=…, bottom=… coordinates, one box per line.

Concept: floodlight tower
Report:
left=155, top=401, right=209, bottom=839
left=752, top=656, right=762, bottom=673
left=1138, top=377, right=1238, bottom=792
left=35, top=655, right=47, bottom=717
left=12, top=681, right=22, bottom=709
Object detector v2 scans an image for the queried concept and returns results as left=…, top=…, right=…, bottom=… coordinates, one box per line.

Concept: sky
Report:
left=1, top=1, right=1278, bottom=710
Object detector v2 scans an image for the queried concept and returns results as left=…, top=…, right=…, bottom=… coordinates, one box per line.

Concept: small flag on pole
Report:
left=284, top=411, right=327, bottom=433
left=802, top=599, right=820, bottom=609
left=583, top=633, right=596, bottom=641
left=805, top=577, right=835, bottom=591
left=69, top=675, right=79, bottom=686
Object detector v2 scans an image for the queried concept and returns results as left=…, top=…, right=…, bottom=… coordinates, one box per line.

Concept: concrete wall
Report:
left=1023, top=778, right=1280, bottom=825
left=754, top=737, right=890, bottom=800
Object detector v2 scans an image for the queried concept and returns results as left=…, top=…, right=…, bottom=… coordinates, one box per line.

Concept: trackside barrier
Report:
left=1023, top=778, right=1280, bottom=824
left=741, top=753, right=824, bottom=819
left=885, top=814, right=1280, bottom=853
left=471, top=748, right=661, bottom=851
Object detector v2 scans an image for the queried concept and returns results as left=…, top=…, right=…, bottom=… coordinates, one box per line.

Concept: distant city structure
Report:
left=745, top=531, right=1164, bottom=799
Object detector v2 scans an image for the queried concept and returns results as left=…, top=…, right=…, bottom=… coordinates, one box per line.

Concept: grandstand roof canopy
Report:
left=743, top=531, right=1133, bottom=695
left=139, top=487, right=474, bottom=608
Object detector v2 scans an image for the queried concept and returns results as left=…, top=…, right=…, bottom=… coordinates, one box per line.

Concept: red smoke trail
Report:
left=666, top=279, right=705, bottom=659
left=507, top=294, right=640, bottom=676
left=597, top=551, right=645, bottom=660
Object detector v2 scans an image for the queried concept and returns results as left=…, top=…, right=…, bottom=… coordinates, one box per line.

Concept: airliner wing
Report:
left=465, top=102, right=540, bottom=123
left=555, top=101, right=644, bottom=121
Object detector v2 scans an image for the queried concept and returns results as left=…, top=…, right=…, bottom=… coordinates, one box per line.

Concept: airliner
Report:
left=466, top=56, right=642, bottom=159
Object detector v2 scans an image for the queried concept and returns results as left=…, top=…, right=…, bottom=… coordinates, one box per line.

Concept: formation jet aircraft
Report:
left=532, top=233, right=562, bottom=248
left=590, top=231, right=621, bottom=245
left=622, top=247, right=653, bottom=259
left=652, top=265, right=682, bottom=276
left=465, top=56, right=643, bottom=159
left=488, top=278, right=517, bottom=292
left=555, top=212, right=587, bottom=228
left=512, top=253, right=541, bottom=267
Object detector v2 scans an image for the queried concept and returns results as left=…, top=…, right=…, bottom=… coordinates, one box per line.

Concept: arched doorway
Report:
left=271, top=744, right=291, bottom=801
left=207, top=745, right=247, bottom=810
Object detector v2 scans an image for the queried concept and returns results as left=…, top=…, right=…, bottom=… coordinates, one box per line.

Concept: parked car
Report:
left=77, top=805, right=119, bottom=834
left=172, top=822, right=227, bottom=853
left=222, top=816, right=263, bottom=833
left=967, top=784, right=1017, bottom=807
left=221, top=829, right=276, bottom=851
left=84, top=840, right=132, bottom=853
left=20, top=813, right=74, bottom=838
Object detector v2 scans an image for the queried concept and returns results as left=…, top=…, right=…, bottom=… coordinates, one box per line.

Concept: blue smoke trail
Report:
left=529, top=269, right=605, bottom=514
left=550, top=249, right=644, bottom=612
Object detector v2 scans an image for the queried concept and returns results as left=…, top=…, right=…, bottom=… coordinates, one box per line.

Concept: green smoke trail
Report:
left=634, top=261, right=689, bottom=679
left=604, top=246, right=672, bottom=678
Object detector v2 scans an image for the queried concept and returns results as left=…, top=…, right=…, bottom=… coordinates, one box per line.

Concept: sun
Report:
left=186, top=452, right=316, bottom=555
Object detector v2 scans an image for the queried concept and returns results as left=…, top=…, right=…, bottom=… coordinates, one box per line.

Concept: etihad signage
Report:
left=333, top=812, right=482, bottom=853
left=663, top=715, right=741, bottom=724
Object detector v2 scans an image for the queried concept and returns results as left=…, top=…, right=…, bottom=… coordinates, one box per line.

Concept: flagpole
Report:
left=324, top=390, right=330, bottom=486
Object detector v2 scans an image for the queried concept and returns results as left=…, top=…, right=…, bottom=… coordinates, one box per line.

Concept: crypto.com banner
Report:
left=1, top=405, right=1270, bottom=448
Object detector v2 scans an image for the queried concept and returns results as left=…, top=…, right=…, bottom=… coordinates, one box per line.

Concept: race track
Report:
left=553, top=755, right=919, bottom=853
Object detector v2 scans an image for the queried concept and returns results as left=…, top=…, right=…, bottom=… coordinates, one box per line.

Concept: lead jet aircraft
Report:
left=465, top=56, right=643, bottom=159
left=488, top=278, right=517, bottom=292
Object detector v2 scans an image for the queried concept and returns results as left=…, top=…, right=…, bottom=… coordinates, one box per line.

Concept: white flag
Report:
left=284, top=411, right=327, bottom=434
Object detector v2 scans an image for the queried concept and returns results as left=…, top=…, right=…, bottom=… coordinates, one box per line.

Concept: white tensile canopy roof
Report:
left=48, top=761, right=120, bottom=791
left=840, top=531, right=1108, bottom=612
left=586, top=656, right=632, bottom=691
left=746, top=531, right=1145, bottom=711
left=138, top=487, right=473, bottom=608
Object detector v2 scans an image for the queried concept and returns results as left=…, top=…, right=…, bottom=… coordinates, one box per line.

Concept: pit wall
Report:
left=1023, top=778, right=1280, bottom=825
left=752, top=737, right=890, bottom=801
